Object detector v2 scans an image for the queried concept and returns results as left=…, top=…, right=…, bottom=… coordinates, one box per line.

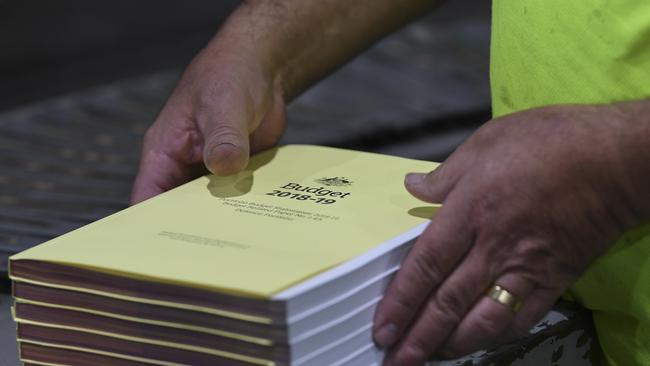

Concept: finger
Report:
left=131, top=123, right=206, bottom=205
left=131, top=155, right=205, bottom=204
left=506, top=287, right=562, bottom=340
left=373, top=197, right=475, bottom=349
left=405, top=162, right=463, bottom=204
left=383, top=249, right=491, bottom=366
left=438, top=273, right=535, bottom=359
left=198, top=90, right=254, bottom=176
left=203, top=124, right=250, bottom=177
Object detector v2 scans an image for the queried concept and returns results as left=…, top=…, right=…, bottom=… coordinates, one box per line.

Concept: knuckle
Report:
left=390, top=281, right=420, bottom=313
left=207, top=124, right=243, bottom=143
left=411, top=249, right=445, bottom=287
left=426, top=161, right=456, bottom=186
left=472, top=311, right=507, bottom=338
left=510, top=240, right=558, bottom=282
left=192, top=77, right=235, bottom=110
left=400, top=340, right=429, bottom=365
left=192, top=86, right=216, bottom=111
left=424, top=165, right=442, bottom=184
left=142, top=125, right=161, bottom=147
left=142, top=149, right=173, bottom=169
left=470, top=191, right=501, bottom=218
left=429, top=289, right=464, bottom=325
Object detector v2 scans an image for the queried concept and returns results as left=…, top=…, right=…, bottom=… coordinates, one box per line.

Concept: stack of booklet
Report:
left=9, top=145, right=439, bottom=366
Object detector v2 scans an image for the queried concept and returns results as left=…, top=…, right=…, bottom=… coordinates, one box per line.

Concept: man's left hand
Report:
left=373, top=102, right=650, bottom=365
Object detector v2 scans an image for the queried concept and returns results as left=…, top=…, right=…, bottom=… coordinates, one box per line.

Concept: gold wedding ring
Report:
left=486, top=285, right=522, bottom=312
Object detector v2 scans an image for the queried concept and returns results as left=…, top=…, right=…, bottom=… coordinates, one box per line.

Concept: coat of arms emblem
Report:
left=314, top=177, right=353, bottom=187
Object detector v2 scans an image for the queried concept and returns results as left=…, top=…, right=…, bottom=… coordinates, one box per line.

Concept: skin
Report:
left=131, top=0, right=650, bottom=364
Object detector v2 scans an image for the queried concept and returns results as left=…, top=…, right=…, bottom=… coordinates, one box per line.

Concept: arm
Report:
left=222, top=0, right=441, bottom=101
left=131, top=0, right=440, bottom=203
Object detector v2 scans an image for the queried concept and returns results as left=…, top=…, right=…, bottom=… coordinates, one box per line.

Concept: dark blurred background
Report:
left=0, top=0, right=490, bottom=111
left=0, top=1, right=239, bottom=110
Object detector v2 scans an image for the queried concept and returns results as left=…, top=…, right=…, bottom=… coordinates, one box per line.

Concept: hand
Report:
left=130, top=0, right=440, bottom=204
left=373, top=103, right=650, bottom=365
left=130, top=47, right=287, bottom=204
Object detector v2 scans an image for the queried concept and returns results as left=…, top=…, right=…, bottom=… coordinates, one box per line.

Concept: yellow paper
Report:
left=10, top=145, right=438, bottom=298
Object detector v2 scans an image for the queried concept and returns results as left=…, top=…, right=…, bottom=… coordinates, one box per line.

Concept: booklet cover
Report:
left=9, top=145, right=438, bottom=299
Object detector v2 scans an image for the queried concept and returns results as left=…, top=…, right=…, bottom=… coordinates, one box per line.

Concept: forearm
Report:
left=202, top=0, right=440, bottom=101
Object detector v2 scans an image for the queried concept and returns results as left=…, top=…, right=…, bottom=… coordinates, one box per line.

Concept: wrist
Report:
left=179, top=33, right=280, bottom=125
left=202, top=0, right=439, bottom=103
left=199, top=1, right=289, bottom=100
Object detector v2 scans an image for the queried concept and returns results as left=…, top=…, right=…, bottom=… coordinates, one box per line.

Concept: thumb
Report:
left=203, top=126, right=250, bottom=176
left=201, top=98, right=252, bottom=176
left=405, top=164, right=458, bottom=204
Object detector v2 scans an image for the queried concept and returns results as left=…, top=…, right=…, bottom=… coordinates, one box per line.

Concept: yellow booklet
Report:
left=10, top=145, right=438, bottom=299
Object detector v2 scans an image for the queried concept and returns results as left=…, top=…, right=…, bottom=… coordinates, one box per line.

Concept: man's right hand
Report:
left=130, top=46, right=287, bottom=204
left=130, top=0, right=439, bottom=204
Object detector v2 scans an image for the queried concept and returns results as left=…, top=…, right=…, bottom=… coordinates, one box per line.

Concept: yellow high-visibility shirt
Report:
left=491, top=1, right=650, bottom=365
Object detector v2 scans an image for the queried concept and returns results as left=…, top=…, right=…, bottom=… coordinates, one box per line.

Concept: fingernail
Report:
left=405, top=173, right=425, bottom=186
left=374, top=323, right=398, bottom=348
